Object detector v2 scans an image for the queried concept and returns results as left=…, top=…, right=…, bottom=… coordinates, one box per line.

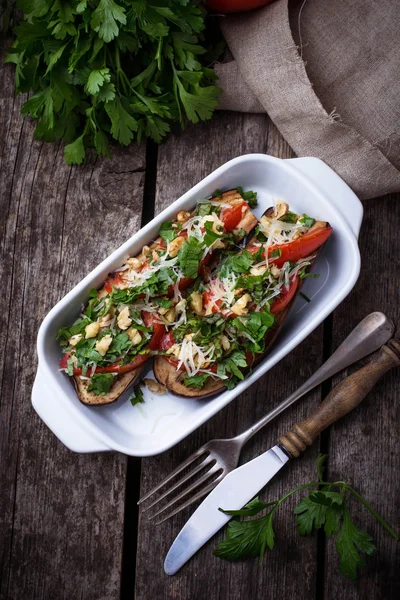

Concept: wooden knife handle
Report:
left=279, top=339, right=400, bottom=458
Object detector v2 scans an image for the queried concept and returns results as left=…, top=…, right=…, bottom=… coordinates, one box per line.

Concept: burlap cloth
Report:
left=214, top=0, right=400, bottom=200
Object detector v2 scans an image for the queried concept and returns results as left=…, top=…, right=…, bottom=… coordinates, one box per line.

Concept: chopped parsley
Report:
left=184, top=373, right=211, bottom=388
left=159, top=221, right=176, bottom=244
left=178, top=236, right=204, bottom=278
left=87, top=373, right=115, bottom=396
left=130, top=386, right=145, bottom=406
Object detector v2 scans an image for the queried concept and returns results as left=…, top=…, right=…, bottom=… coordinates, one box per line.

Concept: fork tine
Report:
left=142, top=455, right=214, bottom=514
left=154, top=479, right=221, bottom=525
left=137, top=448, right=208, bottom=505
left=147, top=465, right=223, bottom=522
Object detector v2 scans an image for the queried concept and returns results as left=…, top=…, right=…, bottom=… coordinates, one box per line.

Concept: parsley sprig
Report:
left=215, top=455, right=398, bottom=580
left=6, top=0, right=221, bottom=164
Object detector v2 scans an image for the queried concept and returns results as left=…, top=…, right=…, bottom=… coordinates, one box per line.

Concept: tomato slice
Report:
left=221, top=201, right=248, bottom=232
left=142, top=310, right=166, bottom=350
left=104, top=272, right=124, bottom=293
left=256, top=225, right=333, bottom=268
left=270, top=275, right=299, bottom=314
left=202, top=289, right=222, bottom=314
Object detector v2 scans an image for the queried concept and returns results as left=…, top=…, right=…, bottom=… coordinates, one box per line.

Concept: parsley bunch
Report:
left=5, top=0, right=220, bottom=164
left=215, top=455, right=398, bottom=580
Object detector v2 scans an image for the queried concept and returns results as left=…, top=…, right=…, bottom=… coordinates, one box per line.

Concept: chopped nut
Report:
left=158, top=307, right=169, bottom=315
left=274, top=201, right=289, bottom=219
left=177, top=210, right=191, bottom=223
left=166, top=344, right=180, bottom=357
left=97, top=288, right=109, bottom=299
left=220, top=335, right=231, bottom=351
left=143, top=378, right=167, bottom=395
left=152, top=250, right=159, bottom=263
left=142, top=245, right=151, bottom=256
left=95, top=334, right=113, bottom=357
left=69, top=334, right=82, bottom=346
left=117, top=306, right=132, bottom=330
left=127, top=257, right=142, bottom=269
left=126, top=327, right=142, bottom=345
left=190, top=291, right=203, bottom=315
left=165, top=307, right=176, bottom=323
left=168, top=235, right=185, bottom=258
left=175, top=298, right=187, bottom=313
left=85, top=322, right=100, bottom=339
left=230, top=293, right=252, bottom=316
left=250, top=265, right=267, bottom=276
left=270, top=264, right=281, bottom=278
left=98, top=311, right=113, bottom=327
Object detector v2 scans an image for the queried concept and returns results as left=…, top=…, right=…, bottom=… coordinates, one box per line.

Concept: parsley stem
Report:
left=341, top=484, right=399, bottom=540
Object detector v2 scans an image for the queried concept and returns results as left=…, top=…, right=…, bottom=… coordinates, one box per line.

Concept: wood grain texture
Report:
left=324, top=196, right=400, bottom=600
left=134, top=113, right=324, bottom=600
left=0, top=45, right=145, bottom=600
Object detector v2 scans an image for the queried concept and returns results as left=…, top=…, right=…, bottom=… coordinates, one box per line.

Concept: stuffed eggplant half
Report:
left=153, top=202, right=333, bottom=398
left=57, top=189, right=258, bottom=405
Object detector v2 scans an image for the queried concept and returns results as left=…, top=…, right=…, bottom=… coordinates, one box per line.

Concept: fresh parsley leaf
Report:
left=316, top=453, right=328, bottom=481
left=87, top=373, right=115, bottom=396
left=212, top=189, right=222, bottom=198
left=155, top=297, right=173, bottom=309
left=196, top=202, right=214, bottom=217
left=236, top=187, right=258, bottom=208
left=203, top=220, right=220, bottom=247
left=279, top=211, right=298, bottom=223
left=183, top=373, right=211, bottom=388
left=299, top=214, right=315, bottom=228
left=270, top=248, right=282, bottom=259
left=214, top=453, right=398, bottom=580
left=214, top=510, right=276, bottom=561
left=336, top=509, right=375, bottom=580
left=159, top=221, right=176, bottom=244
left=130, top=385, right=145, bottom=406
left=56, top=317, right=91, bottom=341
left=219, top=250, right=254, bottom=278
left=178, top=236, right=203, bottom=278
left=7, top=1, right=222, bottom=163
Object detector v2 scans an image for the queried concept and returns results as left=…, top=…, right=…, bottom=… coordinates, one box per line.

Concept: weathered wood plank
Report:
left=324, top=195, right=400, bottom=600
left=0, top=47, right=145, bottom=600
left=135, top=113, right=324, bottom=600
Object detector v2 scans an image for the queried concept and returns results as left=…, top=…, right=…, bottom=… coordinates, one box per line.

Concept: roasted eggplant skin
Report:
left=73, top=368, right=142, bottom=406
left=153, top=214, right=332, bottom=399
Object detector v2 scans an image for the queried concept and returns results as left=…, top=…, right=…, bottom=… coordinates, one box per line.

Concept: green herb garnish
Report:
left=159, top=221, right=176, bottom=244
left=214, top=455, right=398, bottom=580
left=6, top=0, right=221, bottom=164
left=299, top=214, right=315, bottom=228
left=87, top=373, right=115, bottom=396
left=236, top=187, right=258, bottom=208
left=130, top=385, right=145, bottom=406
left=178, top=236, right=203, bottom=279
left=183, top=373, right=211, bottom=389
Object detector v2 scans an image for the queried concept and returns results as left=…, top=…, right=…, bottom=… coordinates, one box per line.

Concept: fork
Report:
left=138, top=312, right=394, bottom=523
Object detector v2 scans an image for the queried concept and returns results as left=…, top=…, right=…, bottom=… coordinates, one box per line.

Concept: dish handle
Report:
left=32, top=369, right=110, bottom=453
left=287, top=157, right=364, bottom=239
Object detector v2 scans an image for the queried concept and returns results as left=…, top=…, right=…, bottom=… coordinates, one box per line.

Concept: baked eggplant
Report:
left=154, top=203, right=333, bottom=398
left=58, top=188, right=258, bottom=406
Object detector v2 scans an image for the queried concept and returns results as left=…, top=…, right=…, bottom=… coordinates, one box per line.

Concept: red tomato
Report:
left=203, top=289, right=222, bottom=314
left=249, top=225, right=333, bottom=268
left=103, top=272, right=124, bottom=293
left=270, top=275, right=299, bottom=314
left=206, top=0, right=274, bottom=13
left=159, top=331, right=175, bottom=351
left=220, top=201, right=248, bottom=232
left=141, top=310, right=166, bottom=350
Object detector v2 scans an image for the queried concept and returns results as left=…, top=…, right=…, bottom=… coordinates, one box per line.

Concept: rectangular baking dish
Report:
left=32, top=155, right=363, bottom=456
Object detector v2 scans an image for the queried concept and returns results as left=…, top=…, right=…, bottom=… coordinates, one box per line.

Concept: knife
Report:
left=164, top=339, right=400, bottom=575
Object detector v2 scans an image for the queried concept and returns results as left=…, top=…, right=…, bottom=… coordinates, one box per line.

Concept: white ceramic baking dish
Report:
left=32, top=155, right=363, bottom=456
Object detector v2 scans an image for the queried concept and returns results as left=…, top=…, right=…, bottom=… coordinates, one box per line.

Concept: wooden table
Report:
left=1, top=42, right=399, bottom=600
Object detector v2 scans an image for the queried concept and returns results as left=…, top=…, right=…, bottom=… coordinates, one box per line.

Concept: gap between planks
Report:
left=120, top=140, right=158, bottom=600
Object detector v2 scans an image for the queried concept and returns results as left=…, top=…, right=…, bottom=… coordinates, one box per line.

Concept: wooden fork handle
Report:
left=279, top=339, right=400, bottom=458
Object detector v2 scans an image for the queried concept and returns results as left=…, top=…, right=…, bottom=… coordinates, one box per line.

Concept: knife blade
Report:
left=164, top=445, right=289, bottom=575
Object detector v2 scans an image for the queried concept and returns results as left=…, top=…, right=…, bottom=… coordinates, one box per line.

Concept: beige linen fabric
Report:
left=215, top=0, right=400, bottom=200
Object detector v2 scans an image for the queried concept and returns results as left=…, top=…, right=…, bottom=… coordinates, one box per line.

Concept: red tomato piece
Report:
left=104, top=272, right=124, bottom=293
left=270, top=275, right=299, bottom=314
left=248, top=225, right=333, bottom=267
left=142, top=310, right=166, bottom=350
left=221, top=201, right=248, bottom=232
